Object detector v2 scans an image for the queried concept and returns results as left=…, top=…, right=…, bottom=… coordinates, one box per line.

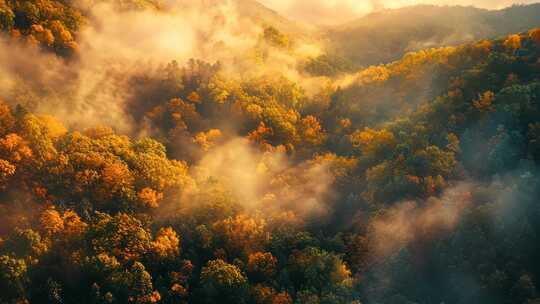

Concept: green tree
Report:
left=200, top=259, right=248, bottom=303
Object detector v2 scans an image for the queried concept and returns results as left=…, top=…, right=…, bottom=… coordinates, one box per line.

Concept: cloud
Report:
left=0, top=2, right=264, bottom=133
left=367, top=182, right=473, bottom=258
left=0, top=1, right=330, bottom=134
left=258, top=0, right=375, bottom=25
left=191, top=138, right=334, bottom=218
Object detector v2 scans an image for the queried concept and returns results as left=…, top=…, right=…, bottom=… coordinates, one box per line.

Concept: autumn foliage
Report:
left=1, top=2, right=540, bottom=303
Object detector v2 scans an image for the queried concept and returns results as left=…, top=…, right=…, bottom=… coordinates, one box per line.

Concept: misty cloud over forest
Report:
left=0, top=0, right=539, bottom=303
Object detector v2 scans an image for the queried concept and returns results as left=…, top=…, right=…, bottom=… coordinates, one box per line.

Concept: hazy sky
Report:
left=258, top=0, right=540, bottom=25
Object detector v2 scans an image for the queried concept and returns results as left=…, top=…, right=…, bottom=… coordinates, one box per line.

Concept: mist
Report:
left=1, top=1, right=540, bottom=303
left=188, top=137, right=334, bottom=219
left=0, top=1, right=327, bottom=135
left=367, top=182, right=473, bottom=259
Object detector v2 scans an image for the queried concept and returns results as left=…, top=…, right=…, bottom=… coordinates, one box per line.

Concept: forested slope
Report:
left=321, top=4, right=540, bottom=68
left=1, top=1, right=540, bottom=304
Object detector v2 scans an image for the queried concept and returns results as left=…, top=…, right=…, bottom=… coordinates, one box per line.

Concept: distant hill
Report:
left=323, top=3, right=540, bottom=67
left=233, top=0, right=314, bottom=36
left=166, top=0, right=314, bottom=37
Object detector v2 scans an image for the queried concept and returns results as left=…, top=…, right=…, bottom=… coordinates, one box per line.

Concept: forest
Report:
left=1, top=0, right=540, bottom=303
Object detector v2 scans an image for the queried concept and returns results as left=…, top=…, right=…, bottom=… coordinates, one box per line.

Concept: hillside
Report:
left=0, top=0, right=311, bottom=57
left=323, top=3, right=540, bottom=67
left=233, top=0, right=314, bottom=36
left=1, top=1, right=540, bottom=304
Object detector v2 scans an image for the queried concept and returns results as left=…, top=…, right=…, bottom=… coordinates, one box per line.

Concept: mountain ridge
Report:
left=320, top=3, right=540, bottom=67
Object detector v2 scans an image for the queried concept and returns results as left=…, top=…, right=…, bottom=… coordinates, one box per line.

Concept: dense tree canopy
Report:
left=1, top=1, right=540, bottom=303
